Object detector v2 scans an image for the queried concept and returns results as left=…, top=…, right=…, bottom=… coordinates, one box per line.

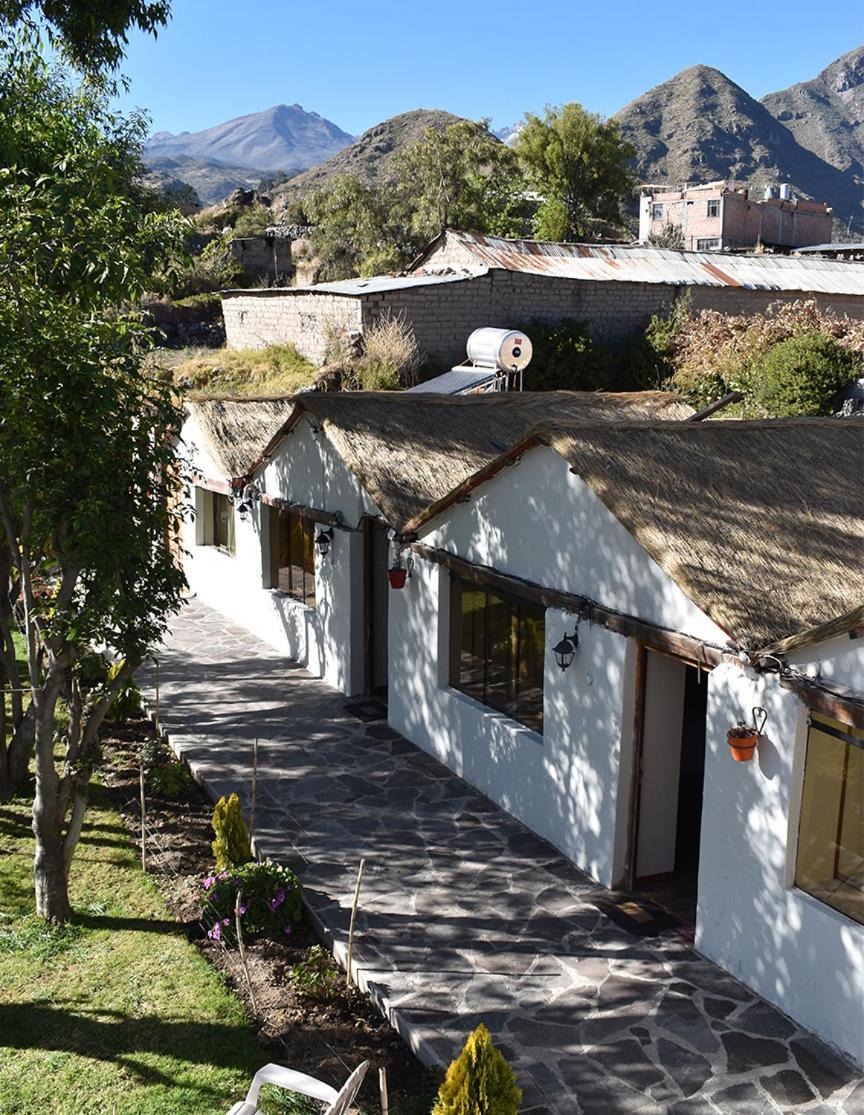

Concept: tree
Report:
left=0, top=40, right=188, bottom=920
left=0, top=0, right=170, bottom=70
left=307, top=120, right=532, bottom=279
left=390, top=119, right=529, bottom=245
left=306, top=175, right=404, bottom=281
left=515, top=103, right=635, bottom=241
left=647, top=219, right=685, bottom=249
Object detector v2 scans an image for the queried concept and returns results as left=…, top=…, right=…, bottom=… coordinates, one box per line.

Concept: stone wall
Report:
left=228, top=236, right=293, bottom=283
left=223, top=273, right=864, bottom=369
left=223, top=290, right=363, bottom=361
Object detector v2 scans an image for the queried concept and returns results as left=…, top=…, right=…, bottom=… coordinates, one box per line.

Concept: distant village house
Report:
left=638, top=181, right=834, bottom=251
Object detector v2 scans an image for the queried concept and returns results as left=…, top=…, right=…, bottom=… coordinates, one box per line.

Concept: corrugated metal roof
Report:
left=311, top=271, right=486, bottom=295
left=406, top=367, right=498, bottom=395
left=415, top=231, right=864, bottom=295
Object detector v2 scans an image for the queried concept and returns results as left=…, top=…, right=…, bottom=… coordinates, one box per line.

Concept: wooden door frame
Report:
left=623, top=643, right=712, bottom=892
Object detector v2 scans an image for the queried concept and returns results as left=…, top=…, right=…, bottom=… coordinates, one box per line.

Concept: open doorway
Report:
left=363, top=521, right=390, bottom=697
left=632, top=648, right=708, bottom=927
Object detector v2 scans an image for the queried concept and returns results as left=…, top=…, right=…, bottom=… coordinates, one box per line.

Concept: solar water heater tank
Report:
left=466, top=328, right=533, bottom=372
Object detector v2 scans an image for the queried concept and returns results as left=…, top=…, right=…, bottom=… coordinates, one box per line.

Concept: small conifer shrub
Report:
left=211, top=792, right=252, bottom=870
left=433, top=1023, right=521, bottom=1115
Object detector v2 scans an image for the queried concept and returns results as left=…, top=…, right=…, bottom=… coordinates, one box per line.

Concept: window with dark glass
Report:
left=651, top=203, right=664, bottom=221
left=796, top=714, right=863, bottom=925
left=197, top=488, right=235, bottom=553
left=449, top=574, right=544, bottom=732
left=707, top=199, right=720, bottom=218
left=268, top=507, right=316, bottom=605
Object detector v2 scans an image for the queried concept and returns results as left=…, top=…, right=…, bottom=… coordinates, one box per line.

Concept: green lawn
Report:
left=0, top=783, right=265, bottom=1115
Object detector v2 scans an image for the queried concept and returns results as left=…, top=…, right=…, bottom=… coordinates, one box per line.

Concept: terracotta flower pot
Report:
left=387, top=567, right=407, bottom=589
left=727, top=729, right=759, bottom=762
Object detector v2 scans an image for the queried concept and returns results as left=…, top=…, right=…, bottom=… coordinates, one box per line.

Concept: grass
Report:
left=0, top=783, right=268, bottom=1115
left=167, top=343, right=317, bottom=398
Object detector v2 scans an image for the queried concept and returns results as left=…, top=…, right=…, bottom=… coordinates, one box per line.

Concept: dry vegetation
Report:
left=166, top=344, right=318, bottom=397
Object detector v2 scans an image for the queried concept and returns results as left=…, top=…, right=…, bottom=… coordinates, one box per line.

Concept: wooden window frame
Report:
left=707, top=199, right=720, bottom=218
left=448, top=572, right=545, bottom=733
left=269, top=506, right=316, bottom=607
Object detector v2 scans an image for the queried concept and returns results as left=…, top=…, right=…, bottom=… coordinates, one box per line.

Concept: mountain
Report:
left=277, top=109, right=466, bottom=196
left=143, top=154, right=267, bottom=206
left=613, top=63, right=863, bottom=233
left=144, top=104, right=354, bottom=173
left=762, top=45, right=864, bottom=184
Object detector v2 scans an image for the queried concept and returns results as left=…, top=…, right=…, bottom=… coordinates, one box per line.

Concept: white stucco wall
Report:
left=178, top=415, right=371, bottom=695
left=699, top=650, right=864, bottom=1066
left=388, top=447, right=729, bottom=887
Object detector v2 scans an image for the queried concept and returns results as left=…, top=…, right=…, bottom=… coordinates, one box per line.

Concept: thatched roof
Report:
left=539, top=419, right=864, bottom=651
left=282, top=391, right=693, bottom=533
left=185, top=397, right=296, bottom=481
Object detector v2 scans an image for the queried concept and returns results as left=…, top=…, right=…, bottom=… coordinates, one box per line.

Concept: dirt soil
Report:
left=101, top=721, right=440, bottom=1115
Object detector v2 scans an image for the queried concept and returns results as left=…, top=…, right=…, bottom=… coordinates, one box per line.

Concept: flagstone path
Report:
left=140, top=599, right=864, bottom=1115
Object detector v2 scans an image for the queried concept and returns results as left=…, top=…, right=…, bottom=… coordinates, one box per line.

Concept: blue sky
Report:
left=116, top=1, right=863, bottom=138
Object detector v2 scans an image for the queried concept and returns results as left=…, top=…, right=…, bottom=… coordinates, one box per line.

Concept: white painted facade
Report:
left=387, top=444, right=864, bottom=1066
left=179, top=412, right=376, bottom=695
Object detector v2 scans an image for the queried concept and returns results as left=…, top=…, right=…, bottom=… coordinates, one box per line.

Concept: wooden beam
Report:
left=259, top=494, right=347, bottom=528
left=411, top=543, right=733, bottom=669
left=779, top=674, right=864, bottom=731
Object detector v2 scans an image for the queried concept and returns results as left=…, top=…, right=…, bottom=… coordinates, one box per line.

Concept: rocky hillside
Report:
left=143, top=154, right=265, bottom=207
left=613, top=62, right=862, bottom=233
left=144, top=103, right=353, bottom=173
left=762, top=45, right=864, bottom=188
left=277, top=108, right=467, bottom=196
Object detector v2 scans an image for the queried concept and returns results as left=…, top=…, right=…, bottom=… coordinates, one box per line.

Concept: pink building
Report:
left=639, top=181, right=833, bottom=251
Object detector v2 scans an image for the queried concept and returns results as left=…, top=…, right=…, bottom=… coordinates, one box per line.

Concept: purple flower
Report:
left=283, top=924, right=293, bottom=936
left=203, top=875, right=216, bottom=890
left=268, top=888, right=285, bottom=912
left=238, top=904, right=247, bottom=916
left=208, top=923, right=221, bottom=941
left=222, top=918, right=230, bottom=927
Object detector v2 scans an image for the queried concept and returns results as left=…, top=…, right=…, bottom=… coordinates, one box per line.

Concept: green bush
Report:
left=106, top=660, right=142, bottom=720
left=750, top=332, right=860, bottom=417
left=433, top=1023, right=521, bottom=1115
left=211, top=792, right=253, bottom=870
left=140, top=736, right=191, bottom=799
left=521, top=318, right=613, bottom=392
left=232, top=204, right=273, bottom=238
left=291, top=944, right=342, bottom=1001
left=202, top=861, right=302, bottom=944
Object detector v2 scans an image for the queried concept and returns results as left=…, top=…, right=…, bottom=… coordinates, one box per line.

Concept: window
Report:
left=449, top=574, right=545, bottom=732
left=269, top=507, right=315, bottom=605
left=707, top=199, right=720, bottom=218
left=197, top=488, right=235, bottom=554
left=696, top=237, right=721, bottom=251
left=651, top=203, right=664, bottom=221
left=796, top=714, right=864, bottom=925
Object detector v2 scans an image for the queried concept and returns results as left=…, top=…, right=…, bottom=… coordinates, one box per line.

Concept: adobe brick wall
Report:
left=222, top=274, right=864, bottom=369
left=222, top=290, right=363, bottom=361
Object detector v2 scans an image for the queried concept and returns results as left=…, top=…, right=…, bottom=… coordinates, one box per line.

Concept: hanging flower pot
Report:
left=387, top=566, right=408, bottom=589
left=727, top=707, right=767, bottom=762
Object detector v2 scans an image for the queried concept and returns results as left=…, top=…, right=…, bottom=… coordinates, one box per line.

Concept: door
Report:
left=363, top=521, right=390, bottom=694
left=633, top=649, right=708, bottom=923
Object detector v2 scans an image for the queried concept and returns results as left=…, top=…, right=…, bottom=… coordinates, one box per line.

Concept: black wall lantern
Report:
left=234, top=480, right=261, bottom=523
left=315, top=528, right=334, bottom=558
left=553, top=628, right=580, bottom=671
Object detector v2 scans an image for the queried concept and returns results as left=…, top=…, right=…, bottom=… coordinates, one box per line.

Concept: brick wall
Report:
left=228, top=236, right=293, bottom=283
left=223, top=275, right=864, bottom=370
left=223, top=290, right=363, bottom=361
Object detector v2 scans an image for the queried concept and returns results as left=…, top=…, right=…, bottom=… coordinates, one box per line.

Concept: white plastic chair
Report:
left=227, top=1060, right=370, bottom=1115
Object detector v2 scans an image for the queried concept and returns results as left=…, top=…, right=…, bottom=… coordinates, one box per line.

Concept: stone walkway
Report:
left=140, top=600, right=863, bottom=1115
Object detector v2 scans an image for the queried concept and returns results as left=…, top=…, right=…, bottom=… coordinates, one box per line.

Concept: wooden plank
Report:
left=259, top=493, right=345, bottom=528
left=411, top=542, right=731, bottom=669
left=779, top=674, right=864, bottom=731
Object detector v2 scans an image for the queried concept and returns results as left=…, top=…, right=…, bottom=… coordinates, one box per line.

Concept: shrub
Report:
left=211, top=792, right=253, bottom=870
left=750, top=332, right=861, bottom=417
left=202, top=861, right=302, bottom=944
left=669, top=299, right=864, bottom=411
left=355, top=312, right=422, bottom=389
left=433, top=1023, right=521, bottom=1115
left=232, top=204, right=273, bottom=238
left=106, top=660, right=142, bottom=720
left=140, top=736, right=191, bottom=798
left=291, top=944, right=342, bottom=1001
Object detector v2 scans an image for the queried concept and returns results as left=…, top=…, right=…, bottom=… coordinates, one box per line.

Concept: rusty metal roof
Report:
left=413, top=231, right=864, bottom=295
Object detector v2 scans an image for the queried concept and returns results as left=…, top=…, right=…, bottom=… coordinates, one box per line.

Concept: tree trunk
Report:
left=32, top=667, right=70, bottom=923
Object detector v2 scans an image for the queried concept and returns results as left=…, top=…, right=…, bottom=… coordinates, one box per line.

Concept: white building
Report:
left=177, top=393, right=864, bottom=1067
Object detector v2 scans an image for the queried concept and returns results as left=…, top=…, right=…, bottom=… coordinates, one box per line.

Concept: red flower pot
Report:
left=727, top=729, right=759, bottom=762
left=387, top=567, right=407, bottom=589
